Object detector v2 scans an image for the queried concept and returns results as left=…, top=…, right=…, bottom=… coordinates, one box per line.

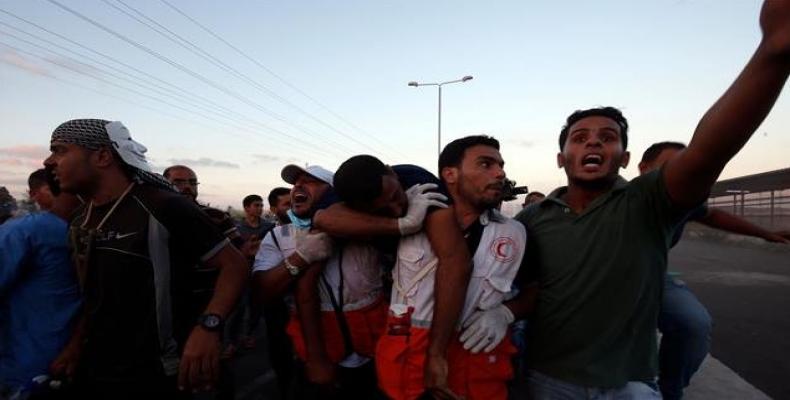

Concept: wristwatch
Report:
left=197, top=313, right=223, bottom=332
left=284, top=256, right=302, bottom=276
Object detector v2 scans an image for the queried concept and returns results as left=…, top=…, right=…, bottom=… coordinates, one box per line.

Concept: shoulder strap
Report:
left=320, top=246, right=355, bottom=358
left=393, top=258, right=439, bottom=305
left=269, top=227, right=281, bottom=251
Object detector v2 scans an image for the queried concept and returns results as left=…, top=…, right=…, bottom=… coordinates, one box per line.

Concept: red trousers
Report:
left=286, top=296, right=389, bottom=363
left=375, top=318, right=516, bottom=400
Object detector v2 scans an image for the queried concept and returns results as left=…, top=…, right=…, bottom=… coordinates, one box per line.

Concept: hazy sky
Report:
left=1, top=0, right=788, bottom=210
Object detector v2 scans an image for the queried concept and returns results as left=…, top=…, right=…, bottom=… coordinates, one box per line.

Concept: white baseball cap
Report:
left=281, top=164, right=334, bottom=186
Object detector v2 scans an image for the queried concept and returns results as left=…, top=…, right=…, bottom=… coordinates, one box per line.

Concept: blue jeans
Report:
left=527, top=370, right=661, bottom=399
left=658, top=274, right=712, bottom=400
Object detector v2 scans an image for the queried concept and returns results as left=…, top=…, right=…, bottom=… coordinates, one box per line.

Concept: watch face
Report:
left=203, top=314, right=221, bottom=328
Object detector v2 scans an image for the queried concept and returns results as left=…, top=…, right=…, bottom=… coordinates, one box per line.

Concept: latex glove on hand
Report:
left=294, top=230, right=334, bottom=264
left=397, top=183, right=449, bottom=235
left=459, top=304, right=514, bottom=354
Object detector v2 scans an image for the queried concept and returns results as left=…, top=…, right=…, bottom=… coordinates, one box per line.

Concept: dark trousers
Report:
left=67, top=373, right=192, bottom=400
left=291, top=359, right=383, bottom=400
left=264, top=300, right=296, bottom=399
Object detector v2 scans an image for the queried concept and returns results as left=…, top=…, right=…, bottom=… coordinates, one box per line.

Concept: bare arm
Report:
left=179, top=244, right=247, bottom=391
left=313, top=203, right=399, bottom=238
left=423, top=207, right=471, bottom=399
left=253, top=253, right=309, bottom=305
left=202, top=245, right=249, bottom=317
left=50, top=306, right=87, bottom=379
left=504, top=282, right=539, bottom=319
left=664, top=1, right=790, bottom=208
left=699, top=208, right=790, bottom=243
left=294, top=262, right=337, bottom=385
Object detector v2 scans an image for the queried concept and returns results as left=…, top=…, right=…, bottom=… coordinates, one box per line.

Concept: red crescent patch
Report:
left=489, top=237, right=517, bottom=262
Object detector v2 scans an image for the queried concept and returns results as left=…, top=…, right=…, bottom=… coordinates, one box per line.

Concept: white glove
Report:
left=397, top=183, right=448, bottom=235
left=459, top=304, right=514, bottom=354
left=294, top=230, right=333, bottom=263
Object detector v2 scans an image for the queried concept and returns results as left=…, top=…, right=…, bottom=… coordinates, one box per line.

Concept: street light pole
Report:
left=437, top=84, right=442, bottom=157
left=408, top=75, right=473, bottom=157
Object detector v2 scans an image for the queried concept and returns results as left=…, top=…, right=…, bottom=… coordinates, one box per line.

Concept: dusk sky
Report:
left=1, top=0, right=788, bottom=211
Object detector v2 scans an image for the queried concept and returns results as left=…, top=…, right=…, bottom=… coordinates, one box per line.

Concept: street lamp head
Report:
left=408, top=81, right=419, bottom=87
left=462, top=75, right=473, bottom=82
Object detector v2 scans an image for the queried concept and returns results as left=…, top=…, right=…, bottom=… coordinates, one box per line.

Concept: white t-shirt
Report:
left=252, top=224, right=384, bottom=367
left=252, top=224, right=384, bottom=312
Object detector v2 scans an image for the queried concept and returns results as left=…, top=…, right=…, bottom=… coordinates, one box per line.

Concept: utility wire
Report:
left=109, top=0, right=365, bottom=157
left=157, top=0, right=409, bottom=160
left=44, top=0, right=355, bottom=156
left=0, top=8, right=319, bottom=144
left=0, top=39, right=336, bottom=163
left=0, top=23, right=345, bottom=160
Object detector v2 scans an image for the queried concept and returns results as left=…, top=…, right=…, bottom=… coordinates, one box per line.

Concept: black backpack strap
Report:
left=265, top=226, right=281, bottom=251
left=319, top=246, right=355, bottom=358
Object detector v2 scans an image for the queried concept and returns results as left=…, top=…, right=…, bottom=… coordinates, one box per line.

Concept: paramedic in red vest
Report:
left=379, top=136, right=527, bottom=399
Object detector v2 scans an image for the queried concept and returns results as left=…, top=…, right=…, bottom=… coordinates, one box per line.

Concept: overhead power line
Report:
left=107, top=0, right=367, bottom=157
left=0, top=38, right=336, bottom=163
left=43, top=0, right=358, bottom=156
left=0, top=8, right=332, bottom=148
left=157, top=0, right=409, bottom=160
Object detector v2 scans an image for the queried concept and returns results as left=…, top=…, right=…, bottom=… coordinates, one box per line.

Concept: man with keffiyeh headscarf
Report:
left=44, top=119, right=248, bottom=399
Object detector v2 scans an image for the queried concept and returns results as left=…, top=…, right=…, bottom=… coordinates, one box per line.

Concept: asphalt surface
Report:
left=669, top=234, right=790, bottom=400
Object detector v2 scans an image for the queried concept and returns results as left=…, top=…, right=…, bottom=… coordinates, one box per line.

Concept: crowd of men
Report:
left=2, top=2, right=790, bottom=399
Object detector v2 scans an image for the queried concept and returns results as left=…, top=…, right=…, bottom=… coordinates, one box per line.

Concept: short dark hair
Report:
left=30, top=168, right=62, bottom=196
left=559, top=107, right=629, bottom=150
left=438, top=135, right=500, bottom=174
left=163, top=165, right=194, bottom=179
left=334, top=155, right=390, bottom=207
left=243, top=194, right=263, bottom=208
left=28, top=169, right=49, bottom=191
left=267, top=187, right=290, bottom=207
left=640, top=141, right=686, bottom=164
left=526, top=191, right=545, bottom=198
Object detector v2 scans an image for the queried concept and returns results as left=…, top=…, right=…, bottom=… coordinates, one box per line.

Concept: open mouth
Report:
left=292, top=192, right=309, bottom=204
left=582, top=154, right=603, bottom=168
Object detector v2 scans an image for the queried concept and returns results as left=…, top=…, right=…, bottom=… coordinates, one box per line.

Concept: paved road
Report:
left=670, top=234, right=790, bottom=400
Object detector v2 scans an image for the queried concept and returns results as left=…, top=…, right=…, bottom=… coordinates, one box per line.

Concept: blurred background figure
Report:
left=522, top=191, right=545, bottom=208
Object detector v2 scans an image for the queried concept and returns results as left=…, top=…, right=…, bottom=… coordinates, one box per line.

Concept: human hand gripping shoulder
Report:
left=398, top=183, right=449, bottom=235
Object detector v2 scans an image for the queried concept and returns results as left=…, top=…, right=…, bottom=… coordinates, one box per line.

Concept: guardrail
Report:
left=708, top=189, right=790, bottom=229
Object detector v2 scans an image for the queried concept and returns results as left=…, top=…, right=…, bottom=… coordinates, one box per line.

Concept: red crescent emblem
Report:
left=490, top=237, right=516, bottom=262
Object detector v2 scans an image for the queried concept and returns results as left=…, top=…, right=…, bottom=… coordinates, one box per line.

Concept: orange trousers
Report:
left=375, top=318, right=516, bottom=400
left=286, top=296, right=388, bottom=363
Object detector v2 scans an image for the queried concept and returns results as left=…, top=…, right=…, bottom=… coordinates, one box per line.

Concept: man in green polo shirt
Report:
left=512, top=1, right=790, bottom=397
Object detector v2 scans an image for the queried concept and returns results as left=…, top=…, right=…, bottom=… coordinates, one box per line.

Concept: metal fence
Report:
left=708, top=186, right=790, bottom=230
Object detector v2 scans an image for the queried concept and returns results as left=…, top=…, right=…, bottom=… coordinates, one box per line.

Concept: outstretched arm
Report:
left=313, top=203, right=400, bottom=238
left=313, top=183, right=447, bottom=239
left=699, top=208, right=790, bottom=243
left=664, top=0, right=790, bottom=209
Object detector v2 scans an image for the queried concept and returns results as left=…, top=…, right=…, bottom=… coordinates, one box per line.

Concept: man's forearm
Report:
left=666, top=41, right=790, bottom=207
left=294, top=263, right=330, bottom=362
left=313, top=204, right=399, bottom=238
left=504, top=282, right=539, bottom=320
left=204, top=245, right=249, bottom=318
left=428, top=251, right=471, bottom=356
left=701, top=208, right=775, bottom=239
left=253, top=253, right=308, bottom=304
left=423, top=209, right=472, bottom=357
